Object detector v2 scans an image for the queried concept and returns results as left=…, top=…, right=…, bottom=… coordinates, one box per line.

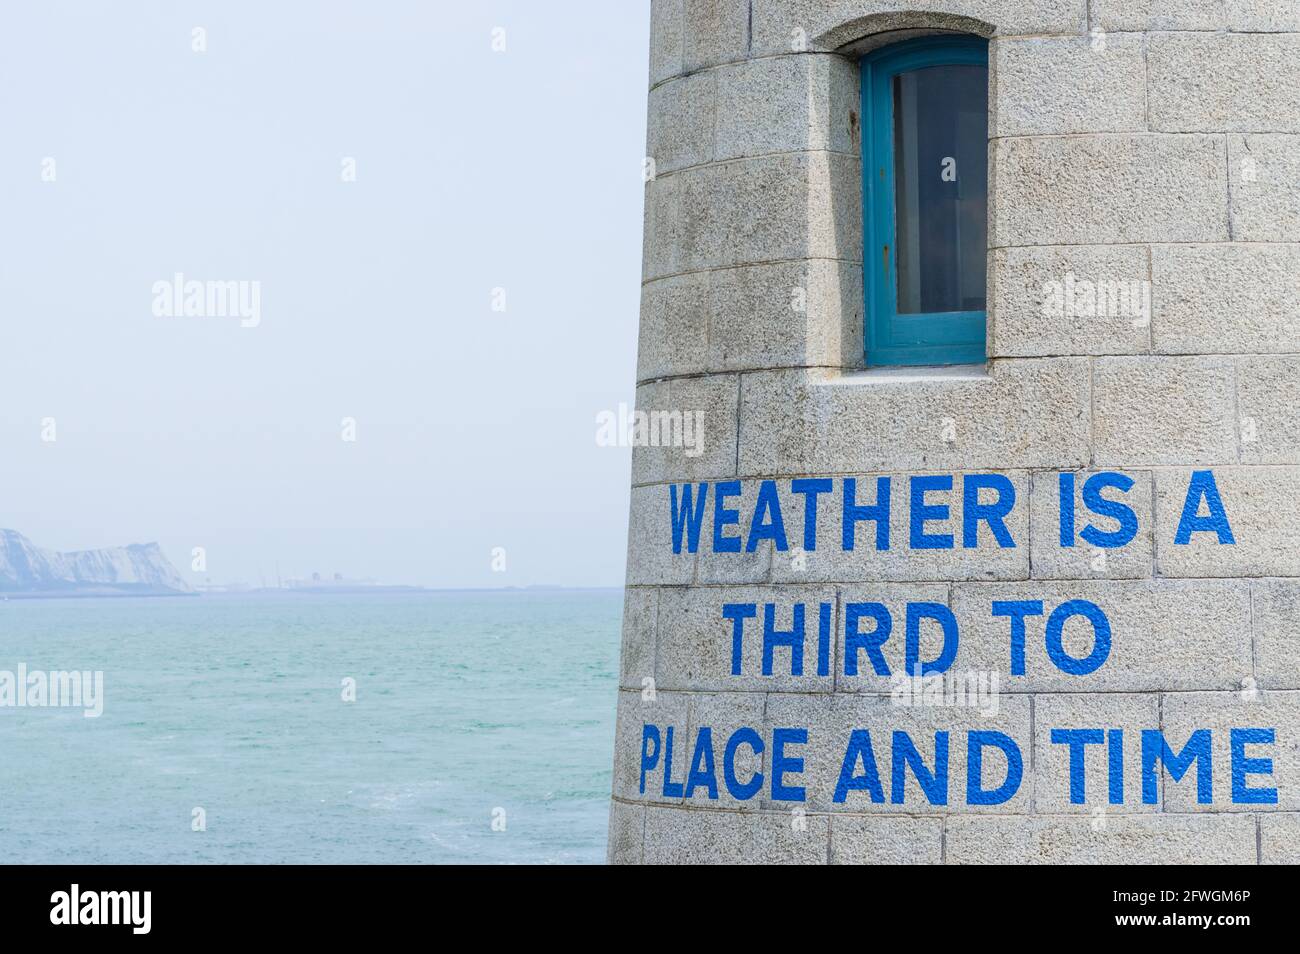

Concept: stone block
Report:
left=989, top=245, right=1150, bottom=358
left=620, top=587, right=659, bottom=690
left=683, top=0, right=751, bottom=74
left=830, top=815, right=943, bottom=863
left=643, top=805, right=829, bottom=863
left=1226, top=0, right=1300, bottom=31
left=1238, top=356, right=1300, bottom=465
left=637, top=271, right=710, bottom=381
left=952, top=580, right=1252, bottom=692
left=612, top=688, right=692, bottom=804
left=1229, top=135, right=1300, bottom=242
left=655, top=584, right=838, bottom=691
left=992, top=135, right=1227, bottom=247
left=1034, top=693, right=1162, bottom=813
left=645, top=153, right=862, bottom=277
left=638, top=260, right=863, bottom=382
left=993, top=35, right=1145, bottom=136
left=686, top=691, right=769, bottom=808
left=1092, top=0, right=1223, bottom=30
left=1261, top=813, right=1300, bottom=864
left=762, top=692, right=1032, bottom=813
left=946, top=813, right=1255, bottom=864
left=1028, top=470, right=1155, bottom=580
left=625, top=484, right=696, bottom=586
left=1149, top=33, right=1300, bottom=133
left=649, top=0, right=685, bottom=86
left=606, top=799, right=646, bottom=863
left=1161, top=690, right=1298, bottom=812
left=630, top=373, right=739, bottom=485
left=751, top=0, right=1087, bottom=55
left=1252, top=579, right=1300, bottom=690
left=1151, top=244, right=1300, bottom=354
left=1154, top=467, right=1300, bottom=578
left=1093, top=357, right=1237, bottom=467
left=647, top=71, right=717, bottom=175
left=739, top=361, right=1091, bottom=476
left=715, top=54, right=859, bottom=161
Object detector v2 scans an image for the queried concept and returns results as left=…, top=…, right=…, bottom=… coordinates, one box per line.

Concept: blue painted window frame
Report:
left=861, top=36, right=989, bottom=367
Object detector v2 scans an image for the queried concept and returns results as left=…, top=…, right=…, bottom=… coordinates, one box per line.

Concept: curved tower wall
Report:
left=610, top=0, right=1300, bottom=864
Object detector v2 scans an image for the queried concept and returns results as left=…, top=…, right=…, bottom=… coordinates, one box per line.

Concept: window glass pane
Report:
left=892, top=64, right=987, bottom=315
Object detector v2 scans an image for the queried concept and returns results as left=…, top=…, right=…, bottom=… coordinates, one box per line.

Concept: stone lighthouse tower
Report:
left=610, top=0, right=1300, bottom=864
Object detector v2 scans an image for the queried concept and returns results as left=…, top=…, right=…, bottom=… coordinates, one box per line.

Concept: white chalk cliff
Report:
left=0, top=529, right=194, bottom=596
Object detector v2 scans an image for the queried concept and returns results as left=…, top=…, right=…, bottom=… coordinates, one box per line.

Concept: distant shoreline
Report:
left=0, top=589, right=200, bottom=601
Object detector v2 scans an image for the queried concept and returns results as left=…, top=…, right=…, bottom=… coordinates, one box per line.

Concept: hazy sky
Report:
left=0, top=1, right=650, bottom=588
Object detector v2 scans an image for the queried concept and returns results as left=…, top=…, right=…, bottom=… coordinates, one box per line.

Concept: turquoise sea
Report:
left=0, top=590, right=622, bottom=864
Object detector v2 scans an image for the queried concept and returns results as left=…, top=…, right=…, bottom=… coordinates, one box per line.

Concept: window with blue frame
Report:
left=861, top=36, right=989, bottom=367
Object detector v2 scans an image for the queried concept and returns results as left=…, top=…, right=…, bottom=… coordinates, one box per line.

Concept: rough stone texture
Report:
left=1162, top=691, right=1298, bottom=812
left=1155, top=467, right=1300, bottom=578
left=1034, top=693, right=1161, bottom=813
left=1028, top=470, right=1155, bottom=580
left=683, top=0, right=751, bottom=74
left=739, top=361, right=1091, bottom=476
left=615, top=2, right=1296, bottom=865
left=636, top=271, right=710, bottom=380
left=834, top=583, right=951, bottom=691
left=1229, top=135, right=1300, bottom=242
left=648, top=0, right=685, bottom=87
left=716, top=55, right=860, bottom=161
left=757, top=475, right=1029, bottom=585
left=993, top=35, right=1146, bottom=136
left=625, top=485, right=696, bottom=586
left=1237, top=356, right=1300, bottom=465
left=691, top=480, right=778, bottom=586
left=630, top=373, right=738, bottom=485
left=648, top=54, right=861, bottom=176
left=991, top=135, right=1228, bottom=248
left=988, top=246, right=1150, bottom=358
left=685, top=691, right=769, bottom=809
left=606, top=800, right=646, bottom=864
left=642, top=805, right=830, bottom=863
left=612, top=688, right=691, bottom=805
left=641, top=172, right=678, bottom=283
left=762, top=692, right=1032, bottom=812
left=643, top=152, right=862, bottom=282
left=953, top=580, right=1252, bottom=692
left=830, top=815, right=943, bottom=863
left=1252, top=579, right=1300, bottom=690
left=636, top=474, right=1029, bottom=586
left=619, top=587, right=659, bottom=689
left=1092, top=0, right=1224, bottom=32
left=1092, top=357, right=1237, bottom=467
left=946, top=813, right=1257, bottom=864
left=1226, top=0, right=1300, bottom=32
left=637, top=260, right=862, bottom=382
left=656, top=584, right=839, bottom=691
left=1260, top=813, right=1300, bottom=864
left=751, top=0, right=1087, bottom=54
left=646, top=71, right=717, bottom=176
left=1149, top=33, right=1300, bottom=134
left=1151, top=245, right=1300, bottom=355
